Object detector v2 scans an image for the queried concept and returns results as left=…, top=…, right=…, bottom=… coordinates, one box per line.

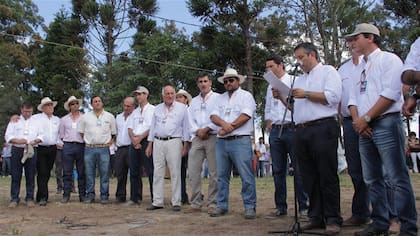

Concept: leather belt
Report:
left=220, top=135, right=249, bottom=140
left=272, top=123, right=294, bottom=129
left=118, top=145, right=130, bottom=148
left=38, top=145, right=56, bottom=148
left=343, top=116, right=352, bottom=121
left=64, top=141, right=84, bottom=145
left=296, top=117, right=335, bottom=128
left=154, top=136, right=177, bottom=141
left=85, top=143, right=110, bottom=148
left=373, top=112, right=400, bottom=122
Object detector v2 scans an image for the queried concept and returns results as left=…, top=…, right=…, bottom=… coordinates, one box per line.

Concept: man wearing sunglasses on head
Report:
left=209, top=68, right=257, bottom=219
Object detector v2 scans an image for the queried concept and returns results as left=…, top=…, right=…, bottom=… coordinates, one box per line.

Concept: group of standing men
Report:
left=3, top=21, right=419, bottom=236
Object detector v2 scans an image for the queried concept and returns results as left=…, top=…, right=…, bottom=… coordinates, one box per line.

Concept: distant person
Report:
left=407, top=132, right=420, bottom=173
left=2, top=142, right=12, bottom=177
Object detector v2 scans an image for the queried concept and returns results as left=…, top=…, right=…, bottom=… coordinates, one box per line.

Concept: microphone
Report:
left=294, top=62, right=301, bottom=67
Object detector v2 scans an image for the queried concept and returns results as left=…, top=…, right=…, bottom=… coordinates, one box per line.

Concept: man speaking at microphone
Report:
left=291, top=42, right=343, bottom=236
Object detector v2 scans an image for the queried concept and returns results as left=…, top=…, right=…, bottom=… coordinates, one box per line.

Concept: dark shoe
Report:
left=61, top=196, right=70, bottom=203
left=146, top=205, right=163, bottom=210
left=172, top=205, right=181, bottom=211
left=244, top=208, right=256, bottom=219
left=300, top=221, right=325, bottom=231
left=39, top=199, right=47, bottom=206
left=79, top=196, right=86, bottom=202
left=354, top=225, right=389, bottom=236
left=209, top=208, right=228, bottom=217
left=115, top=198, right=126, bottom=204
left=325, top=224, right=340, bottom=236
left=84, top=198, right=94, bottom=204
left=343, top=216, right=370, bottom=226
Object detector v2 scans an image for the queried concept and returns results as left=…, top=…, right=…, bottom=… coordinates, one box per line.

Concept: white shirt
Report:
left=5, top=115, right=44, bottom=148
left=128, top=103, right=155, bottom=136
left=78, top=110, right=117, bottom=145
left=188, top=91, right=220, bottom=136
left=264, top=73, right=293, bottom=124
left=147, top=101, right=190, bottom=142
left=256, top=143, right=267, bottom=161
left=348, top=48, right=403, bottom=115
left=338, top=57, right=364, bottom=117
left=211, top=87, right=256, bottom=137
left=402, top=37, right=420, bottom=73
left=115, top=112, right=132, bottom=147
left=294, top=63, right=342, bottom=124
left=33, top=113, right=60, bottom=145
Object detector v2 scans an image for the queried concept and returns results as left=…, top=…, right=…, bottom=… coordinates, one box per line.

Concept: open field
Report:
left=0, top=174, right=419, bottom=236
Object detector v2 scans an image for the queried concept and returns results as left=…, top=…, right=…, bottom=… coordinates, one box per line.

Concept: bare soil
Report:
left=0, top=174, right=419, bottom=236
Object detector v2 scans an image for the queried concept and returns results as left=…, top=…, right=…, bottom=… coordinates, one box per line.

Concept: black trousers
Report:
left=36, top=145, right=57, bottom=202
left=115, top=146, right=129, bottom=201
left=292, top=118, right=342, bottom=226
left=129, top=139, right=154, bottom=202
left=181, top=154, right=188, bottom=203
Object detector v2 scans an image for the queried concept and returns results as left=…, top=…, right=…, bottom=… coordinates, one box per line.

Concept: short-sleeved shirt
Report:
left=211, top=87, right=256, bottom=137
left=78, top=110, right=116, bottom=145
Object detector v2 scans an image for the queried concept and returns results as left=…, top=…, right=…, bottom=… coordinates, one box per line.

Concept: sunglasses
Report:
left=223, top=78, right=236, bottom=84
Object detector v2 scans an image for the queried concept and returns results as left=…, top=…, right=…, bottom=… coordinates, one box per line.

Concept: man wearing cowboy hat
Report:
left=209, top=68, right=257, bottom=219
left=78, top=95, right=116, bottom=204
left=347, top=23, right=418, bottom=236
left=59, top=96, right=86, bottom=203
left=5, top=102, right=43, bottom=208
left=184, top=72, right=220, bottom=214
left=32, top=97, right=60, bottom=206
left=175, top=88, right=193, bottom=205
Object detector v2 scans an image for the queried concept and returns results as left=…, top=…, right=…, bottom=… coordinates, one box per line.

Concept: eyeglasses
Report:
left=69, top=102, right=79, bottom=106
left=223, top=78, right=236, bottom=84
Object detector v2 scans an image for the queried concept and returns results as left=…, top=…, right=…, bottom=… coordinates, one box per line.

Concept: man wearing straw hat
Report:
left=59, top=96, right=86, bottom=203
left=209, top=68, right=257, bottom=219
left=5, top=102, right=43, bottom=208
left=33, top=97, right=60, bottom=206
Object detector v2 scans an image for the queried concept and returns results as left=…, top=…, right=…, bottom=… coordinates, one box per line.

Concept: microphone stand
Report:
left=268, top=64, right=323, bottom=236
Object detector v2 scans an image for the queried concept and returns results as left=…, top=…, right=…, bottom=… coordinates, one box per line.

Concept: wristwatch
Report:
left=304, top=91, right=310, bottom=99
left=363, top=115, right=371, bottom=123
left=409, top=85, right=420, bottom=100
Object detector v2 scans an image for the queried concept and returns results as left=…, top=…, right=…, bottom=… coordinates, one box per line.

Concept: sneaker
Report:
left=26, top=201, right=35, bottom=208
left=209, top=208, right=228, bottom=217
left=244, top=208, right=256, bottom=219
left=8, top=201, right=18, bottom=208
left=354, top=225, right=389, bottom=236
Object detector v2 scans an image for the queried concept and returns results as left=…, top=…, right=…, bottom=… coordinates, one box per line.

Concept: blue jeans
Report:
left=62, top=142, right=85, bottom=199
left=216, top=136, right=256, bottom=210
left=10, top=146, right=37, bottom=202
left=359, top=114, right=417, bottom=235
left=84, top=147, right=110, bottom=200
left=269, top=126, right=307, bottom=212
left=342, top=119, right=370, bottom=219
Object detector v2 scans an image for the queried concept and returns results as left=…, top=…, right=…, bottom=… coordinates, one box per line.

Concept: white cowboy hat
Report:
left=37, top=97, right=58, bottom=111
left=176, top=89, right=192, bottom=104
left=63, top=96, right=83, bottom=111
left=133, top=85, right=149, bottom=94
left=217, top=68, right=245, bottom=84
